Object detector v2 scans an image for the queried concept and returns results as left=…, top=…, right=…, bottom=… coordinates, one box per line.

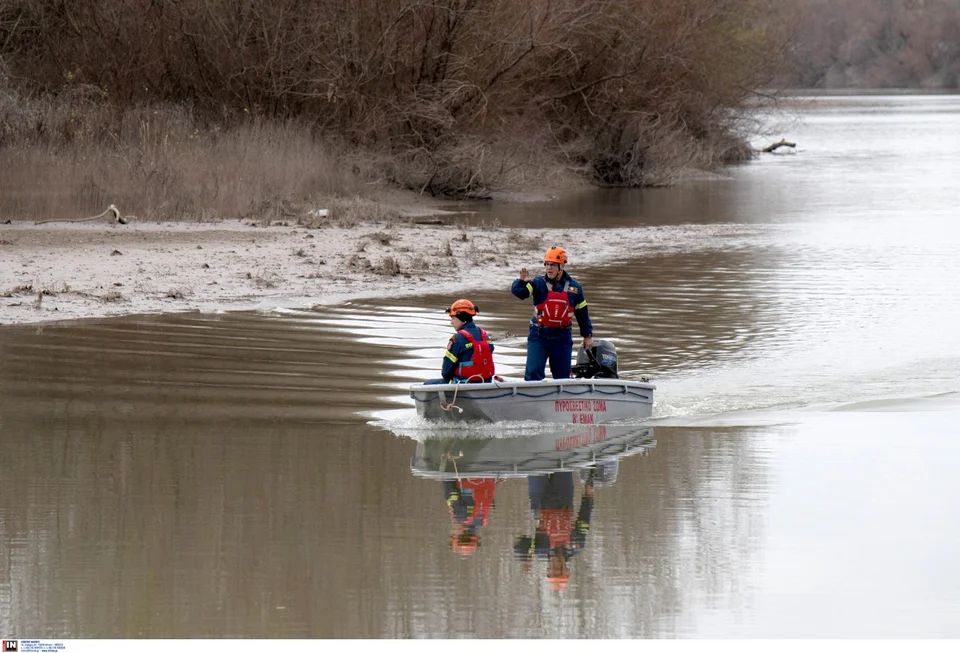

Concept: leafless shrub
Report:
left=375, top=257, right=402, bottom=276
left=463, top=242, right=500, bottom=266
left=28, top=282, right=69, bottom=296
left=510, top=233, right=543, bottom=252
left=407, top=256, right=431, bottom=271
left=250, top=270, right=282, bottom=289
left=347, top=254, right=372, bottom=271
left=0, top=0, right=799, bottom=211
left=368, top=231, right=393, bottom=246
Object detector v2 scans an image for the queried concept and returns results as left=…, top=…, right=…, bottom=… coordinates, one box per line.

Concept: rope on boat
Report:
left=442, top=450, right=464, bottom=483
left=439, top=374, right=486, bottom=413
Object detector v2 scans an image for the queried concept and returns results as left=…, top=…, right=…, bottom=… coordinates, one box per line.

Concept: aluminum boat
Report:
left=409, top=376, right=655, bottom=424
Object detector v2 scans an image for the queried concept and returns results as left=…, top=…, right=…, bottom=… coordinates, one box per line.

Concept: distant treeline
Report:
left=784, top=0, right=960, bottom=89
left=0, top=0, right=790, bottom=196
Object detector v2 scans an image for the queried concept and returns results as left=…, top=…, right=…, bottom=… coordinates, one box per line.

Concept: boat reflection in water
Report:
left=410, top=424, right=655, bottom=588
left=411, top=423, right=654, bottom=480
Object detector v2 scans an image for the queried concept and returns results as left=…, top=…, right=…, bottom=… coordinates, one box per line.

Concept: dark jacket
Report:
left=511, top=270, right=593, bottom=338
left=441, top=320, right=495, bottom=382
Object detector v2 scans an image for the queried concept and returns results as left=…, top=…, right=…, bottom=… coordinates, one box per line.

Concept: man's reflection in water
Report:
left=513, top=469, right=595, bottom=591
left=414, top=426, right=652, bottom=587
left=443, top=477, right=498, bottom=558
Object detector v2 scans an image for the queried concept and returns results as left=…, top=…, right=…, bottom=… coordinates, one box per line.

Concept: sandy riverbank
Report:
left=1, top=198, right=643, bottom=326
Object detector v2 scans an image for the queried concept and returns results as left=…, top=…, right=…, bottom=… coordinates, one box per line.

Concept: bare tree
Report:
left=1, top=0, right=795, bottom=194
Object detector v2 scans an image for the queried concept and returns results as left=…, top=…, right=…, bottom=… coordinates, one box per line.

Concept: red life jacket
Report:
left=535, top=280, right=573, bottom=328
left=456, top=328, right=496, bottom=381
left=539, top=508, right=575, bottom=549
left=454, top=478, right=497, bottom=526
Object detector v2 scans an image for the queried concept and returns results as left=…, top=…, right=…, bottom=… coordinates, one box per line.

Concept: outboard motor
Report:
left=571, top=339, right=619, bottom=379
left=580, top=461, right=619, bottom=488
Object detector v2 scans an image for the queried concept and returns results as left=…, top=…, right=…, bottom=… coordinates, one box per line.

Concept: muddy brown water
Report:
left=2, top=96, right=960, bottom=637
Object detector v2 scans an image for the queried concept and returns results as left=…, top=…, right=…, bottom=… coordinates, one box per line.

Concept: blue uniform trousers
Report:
left=524, top=325, right=573, bottom=381
left=527, top=472, right=575, bottom=511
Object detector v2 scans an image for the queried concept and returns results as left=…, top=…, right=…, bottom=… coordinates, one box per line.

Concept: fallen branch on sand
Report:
left=35, top=204, right=130, bottom=225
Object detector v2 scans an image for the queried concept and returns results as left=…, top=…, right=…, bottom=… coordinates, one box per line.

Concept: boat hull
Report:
left=409, top=377, right=655, bottom=424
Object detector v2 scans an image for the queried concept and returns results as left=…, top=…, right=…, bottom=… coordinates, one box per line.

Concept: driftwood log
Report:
left=35, top=204, right=129, bottom=225
left=763, top=139, right=797, bottom=153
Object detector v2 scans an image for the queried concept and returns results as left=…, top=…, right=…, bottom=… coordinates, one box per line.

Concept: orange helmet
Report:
left=448, top=298, right=478, bottom=317
left=450, top=532, right=480, bottom=558
left=544, top=247, right=567, bottom=265
left=547, top=573, right=570, bottom=591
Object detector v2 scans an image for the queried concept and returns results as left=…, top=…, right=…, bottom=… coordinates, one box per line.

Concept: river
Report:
left=1, top=95, right=959, bottom=638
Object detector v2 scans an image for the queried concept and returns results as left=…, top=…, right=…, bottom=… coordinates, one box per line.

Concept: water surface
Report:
left=1, top=95, right=959, bottom=638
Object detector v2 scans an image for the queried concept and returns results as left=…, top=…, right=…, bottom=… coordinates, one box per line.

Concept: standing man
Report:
left=511, top=247, right=593, bottom=381
left=512, top=470, right=596, bottom=592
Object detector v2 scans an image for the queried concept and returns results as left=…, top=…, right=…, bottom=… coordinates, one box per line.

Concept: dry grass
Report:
left=510, top=233, right=544, bottom=252
left=0, top=101, right=371, bottom=224
left=374, top=257, right=401, bottom=276
left=346, top=254, right=372, bottom=272
left=367, top=232, right=393, bottom=246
